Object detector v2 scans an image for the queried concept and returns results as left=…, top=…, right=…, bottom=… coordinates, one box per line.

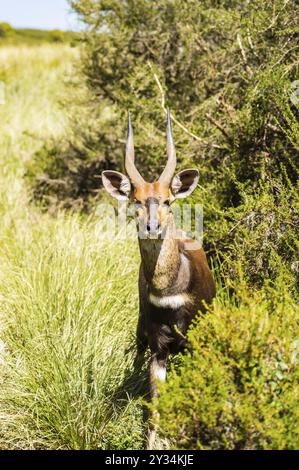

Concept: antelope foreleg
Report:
left=147, top=353, right=167, bottom=450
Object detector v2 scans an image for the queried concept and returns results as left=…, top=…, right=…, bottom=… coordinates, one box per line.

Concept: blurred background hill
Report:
left=0, top=22, right=78, bottom=45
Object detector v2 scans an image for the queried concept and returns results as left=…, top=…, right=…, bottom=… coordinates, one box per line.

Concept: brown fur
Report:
left=134, top=181, right=171, bottom=203
left=102, top=173, right=215, bottom=449
left=136, top=212, right=215, bottom=386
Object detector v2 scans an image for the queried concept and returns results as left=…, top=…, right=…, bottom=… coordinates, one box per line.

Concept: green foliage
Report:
left=158, top=279, right=299, bottom=449
left=204, top=176, right=299, bottom=290
left=0, top=23, right=78, bottom=45
left=0, top=23, right=13, bottom=38
left=37, top=0, right=298, bottom=178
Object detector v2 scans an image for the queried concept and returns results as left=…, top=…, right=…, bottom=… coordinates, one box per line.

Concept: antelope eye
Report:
left=163, top=199, right=170, bottom=206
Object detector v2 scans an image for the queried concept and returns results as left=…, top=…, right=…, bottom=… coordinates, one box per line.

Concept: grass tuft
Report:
left=0, top=45, right=146, bottom=450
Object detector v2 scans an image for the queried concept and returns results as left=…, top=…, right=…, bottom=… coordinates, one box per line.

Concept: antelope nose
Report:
left=147, top=221, right=160, bottom=235
left=147, top=223, right=158, bottom=233
left=147, top=199, right=160, bottom=235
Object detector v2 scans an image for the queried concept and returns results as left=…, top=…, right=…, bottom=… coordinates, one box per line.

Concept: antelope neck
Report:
left=138, top=216, right=189, bottom=294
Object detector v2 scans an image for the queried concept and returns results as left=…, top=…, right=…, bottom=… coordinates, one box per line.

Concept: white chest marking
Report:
left=152, top=362, right=167, bottom=382
left=149, top=292, right=187, bottom=309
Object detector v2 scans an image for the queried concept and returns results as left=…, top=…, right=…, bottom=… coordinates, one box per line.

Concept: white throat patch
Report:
left=149, top=292, right=188, bottom=309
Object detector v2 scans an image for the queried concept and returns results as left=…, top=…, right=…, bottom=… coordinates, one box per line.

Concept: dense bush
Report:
left=33, top=0, right=299, bottom=184
left=158, top=279, right=299, bottom=449
left=0, top=23, right=14, bottom=38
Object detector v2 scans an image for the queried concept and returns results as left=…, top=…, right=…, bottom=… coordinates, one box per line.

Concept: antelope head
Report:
left=102, top=111, right=199, bottom=239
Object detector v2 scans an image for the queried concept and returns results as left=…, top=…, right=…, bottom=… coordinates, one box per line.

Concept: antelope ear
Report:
left=171, top=169, right=199, bottom=199
left=102, top=170, right=131, bottom=200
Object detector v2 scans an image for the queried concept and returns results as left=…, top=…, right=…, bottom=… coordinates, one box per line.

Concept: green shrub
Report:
left=33, top=0, right=298, bottom=192
left=0, top=23, right=14, bottom=38
left=203, top=176, right=299, bottom=290
left=158, top=278, right=299, bottom=449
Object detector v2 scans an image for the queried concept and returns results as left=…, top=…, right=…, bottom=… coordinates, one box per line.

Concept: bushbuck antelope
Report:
left=102, top=111, right=216, bottom=448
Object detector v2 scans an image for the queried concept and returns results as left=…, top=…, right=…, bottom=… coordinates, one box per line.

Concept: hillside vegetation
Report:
left=0, top=22, right=78, bottom=45
left=0, top=0, right=298, bottom=450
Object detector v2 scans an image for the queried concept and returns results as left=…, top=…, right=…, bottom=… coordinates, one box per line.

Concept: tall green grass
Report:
left=0, top=45, right=145, bottom=449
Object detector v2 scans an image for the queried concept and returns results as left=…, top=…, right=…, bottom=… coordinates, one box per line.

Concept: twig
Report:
left=267, top=122, right=281, bottom=133
left=237, top=33, right=253, bottom=77
left=151, top=67, right=206, bottom=143
left=37, top=176, right=68, bottom=187
left=205, top=113, right=231, bottom=141
left=246, top=32, right=259, bottom=60
left=271, top=44, right=299, bottom=69
left=260, top=0, right=291, bottom=33
left=148, top=62, right=224, bottom=150
left=173, top=324, right=187, bottom=341
left=217, top=96, right=237, bottom=122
